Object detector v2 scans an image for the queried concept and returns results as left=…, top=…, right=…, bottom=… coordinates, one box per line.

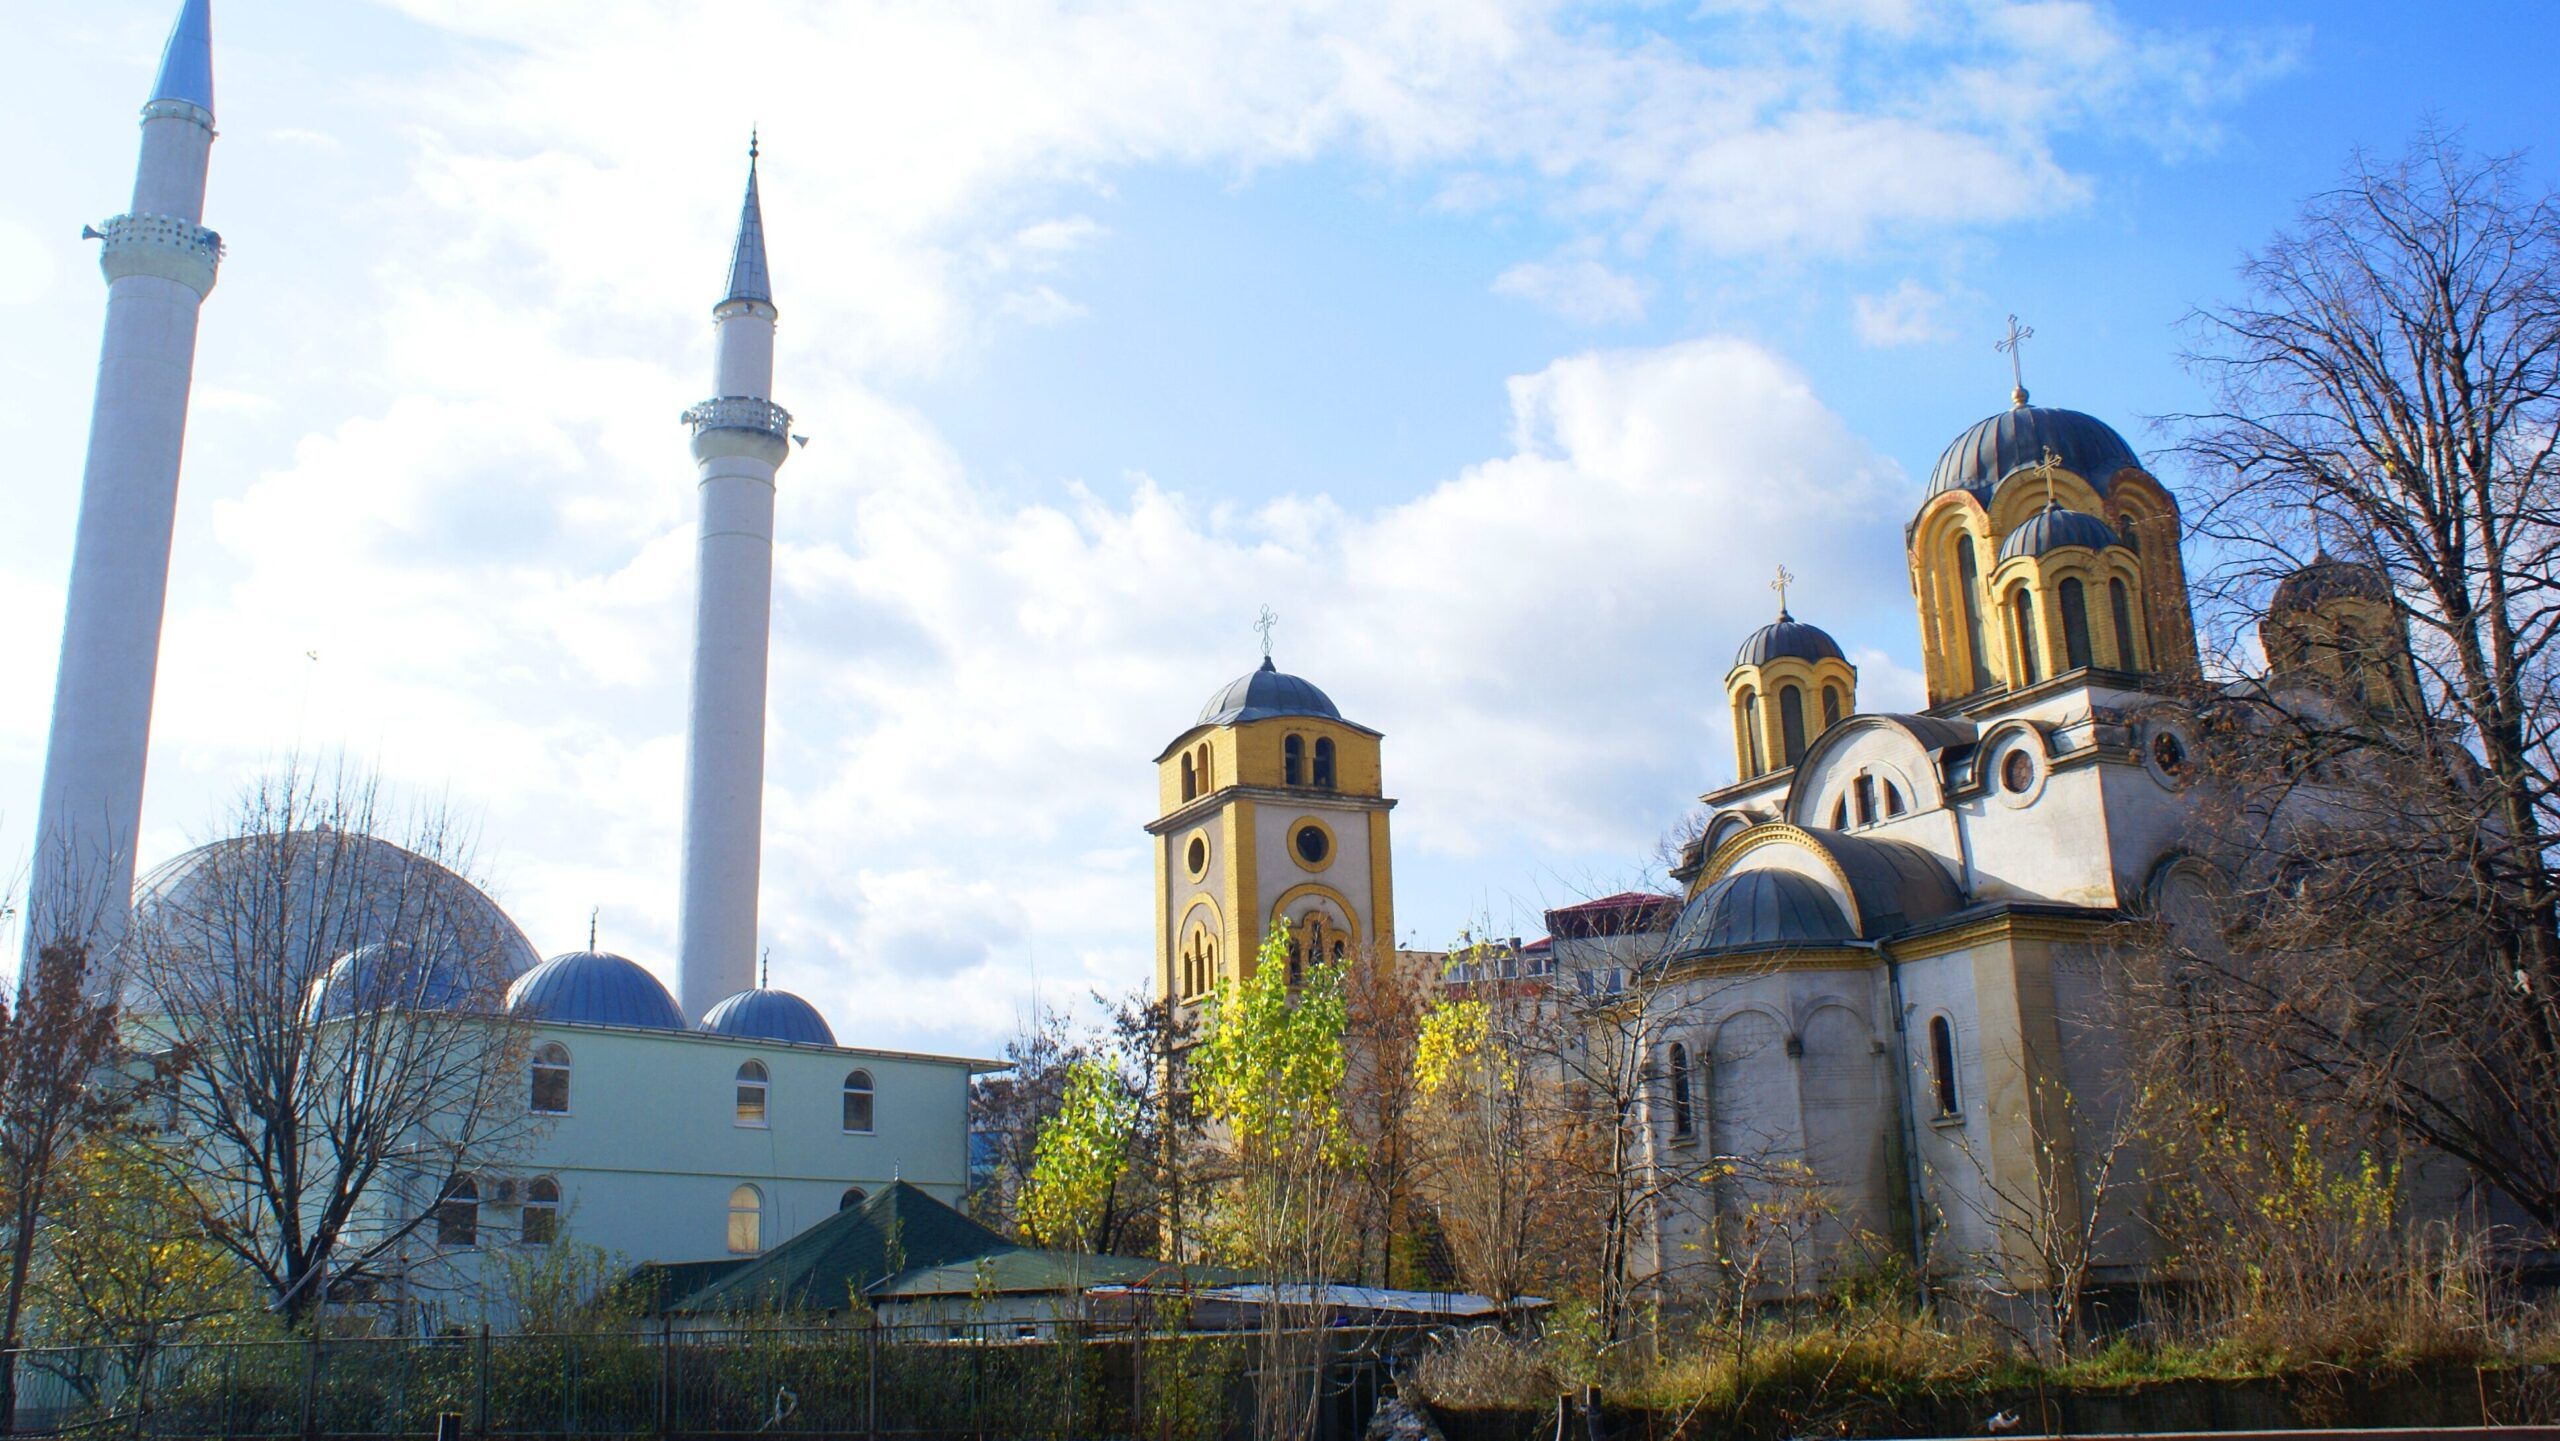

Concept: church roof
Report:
left=724, top=148, right=771, bottom=306
left=1998, top=503, right=2122, bottom=561
left=2272, top=554, right=2391, bottom=612
left=1927, top=403, right=2140, bottom=506
left=152, top=0, right=214, bottom=116
left=1197, top=656, right=1345, bottom=727
left=1666, top=870, right=1854, bottom=957
left=508, top=950, right=687, bottom=1031
left=1733, top=613, right=1846, bottom=670
left=700, top=986, right=836, bottom=1046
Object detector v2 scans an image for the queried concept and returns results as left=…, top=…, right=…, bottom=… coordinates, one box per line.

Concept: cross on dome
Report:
left=1770, top=564, right=1796, bottom=619
left=1997, top=313, right=2035, bottom=406
left=1254, top=606, right=1279, bottom=659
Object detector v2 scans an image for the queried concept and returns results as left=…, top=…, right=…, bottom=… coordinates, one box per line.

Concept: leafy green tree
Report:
left=1019, top=1059, right=1139, bottom=1252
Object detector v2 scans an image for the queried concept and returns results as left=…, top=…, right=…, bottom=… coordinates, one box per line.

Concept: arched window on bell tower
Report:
left=1180, top=753, right=1197, bottom=802
left=1957, top=537, right=1993, bottom=693
left=1283, top=734, right=1304, bottom=786
left=2059, top=577, right=2093, bottom=671
left=2011, top=587, right=2042, bottom=686
left=1778, top=684, right=1808, bottom=768
left=1313, top=737, right=1336, bottom=789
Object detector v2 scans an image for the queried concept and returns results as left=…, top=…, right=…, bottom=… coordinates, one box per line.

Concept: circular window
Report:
left=1294, top=824, right=1330, bottom=867
left=2140, top=719, right=2196, bottom=791
left=2001, top=750, right=2036, bottom=794
left=1184, top=834, right=1208, bottom=879
left=2150, top=730, right=2187, bottom=776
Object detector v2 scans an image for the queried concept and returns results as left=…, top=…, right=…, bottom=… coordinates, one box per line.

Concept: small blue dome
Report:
left=1198, top=657, right=1343, bottom=727
left=1667, top=870, right=1855, bottom=958
left=1734, top=614, right=1845, bottom=669
left=1998, top=504, right=2122, bottom=562
left=508, top=951, right=686, bottom=1031
left=305, top=941, right=500, bottom=1021
left=2272, top=555, right=2390, bottom=612
left=701, top=988, right=837, bottom=1046
left=1928, top=403, right=2140, bottom=506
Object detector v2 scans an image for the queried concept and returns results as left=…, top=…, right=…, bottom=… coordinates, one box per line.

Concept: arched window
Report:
left=1667, top=1043, right=1695, bottom=1139
left=2113, top=513, right=2141, bottom=553
left=1778, top=684, right=1807, bottom=768
left=734, top=1061, right=769, bottom=1128
left=1821, top=684, right=1843, bottom=729
left=436, top=1175, right=479, bottom=1249
left=840, top=1187, right=868, bottom=1211
left=1854, top=773, right=1877, bottom=828
left=1928, top=1016, right=1960, bottom=1117
left=2059, top=577, right=2093, bottom=671
left=1196, top=743, right=1212, bottom=791
left=1957, top=538, right=1993, bottom=692
left=727, top=1184, right=763, bottom=1255
left=842, top=1070, right=875, bottom=1133
left=1830, top=797, right=1848, bottom=829
left=2108, top=579, right=2140, bottom=670
left=530, top=1042, right=571, bottom=1115
left=1283, top=734, right=1304, bottom=785
left=1739, top=689, right=1764, bottom=775
left=1312, top=738, right=1336, bottom=789
left=521, top=1176, right=561, bottom=1245
left=1180, top=753, right=1197, bottom=802
left=1883, top=781, right=1906, bottom=817
left=2011, top=588, right=2042, bottom=685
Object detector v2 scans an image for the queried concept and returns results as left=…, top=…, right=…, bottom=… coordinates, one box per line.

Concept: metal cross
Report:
left=1254, top=606, right=1279, bottom=659
left=1771, top=564, right=1795, bottom=617
left=1996, top=314, right=2034, bottom=405
left=2040, top=445, right=2064, bottom=508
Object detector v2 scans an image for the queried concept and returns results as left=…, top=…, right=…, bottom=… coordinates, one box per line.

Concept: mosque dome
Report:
left=701, top=988, right=837, bottom=1046
left=1666, top=869, right=1855, bottom=958
left=508, top=950, right=686, bottom=1031
left=1733, top=614, right=1846, bottom=669
left=2272, top=555, right=2391, bottom=613
left=1998, top=504, right=2123, bottom=562
left=1197, top=656, right=1343, bottom=727
left=304, top=941, right=503, bottom=1021
left=1927, top=403, right=2141, bottom=506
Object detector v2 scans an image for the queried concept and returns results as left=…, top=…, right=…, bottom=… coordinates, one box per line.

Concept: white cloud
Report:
left=1853, top=279, right=1951, bottom=347
left=0, top=220, right=55, bottom=307
left=1493, top=257, right=1648, bottom=325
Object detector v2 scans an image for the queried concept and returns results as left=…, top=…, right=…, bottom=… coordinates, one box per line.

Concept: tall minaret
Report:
left=675, top=140, right=791, bottom=1021
left=27, top=0, right=222, bottom=966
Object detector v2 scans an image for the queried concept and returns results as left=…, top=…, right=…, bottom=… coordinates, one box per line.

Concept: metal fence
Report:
left=2, top=1321, right=1416, bottom=1440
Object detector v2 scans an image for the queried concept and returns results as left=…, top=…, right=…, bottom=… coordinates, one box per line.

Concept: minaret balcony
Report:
left=683, top=396, right=793, bottom=467
left=88, top=213, right=223, bottom=295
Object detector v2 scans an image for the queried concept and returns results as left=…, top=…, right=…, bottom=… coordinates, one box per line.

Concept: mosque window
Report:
left=530, top=1042, right=571, bottom=1115
left=734, top=1061, right=769, bottom=1128
left=1778, top=684, right=1807, bottom=768
left=1957, top=538, right=1993, bottom=692
left=2011, top=588, right=2042, bottom=685
left=2109, top=579, right=2140, bottom=669
left=1822, top=685, right=1843, bottom=729
left=1313, top=737, right=1337, bottom=789
left=1928, top=1016, right=1961, bottom=1117
left=521, top=1177, right=560, bottom=1246
left=1181, top=753, right=1197, bottom=802
left=436, top=1175, right=479, bottom=1249
left=727, top=1184, right=763, bottom=1255
left=2060, top=578, right=2094, bottom=671
left=1284, top=735, right=1305, bottom=786
left=841, top=1187, right=868, bottom=1211
left=1853, top=774, right=1877, bottom=828
left=1739, top=690, right=1765, bottom=776
left=842, top=1070, right=876, bottom=1133
left=1667, top=1043, right=1695, bottom=1139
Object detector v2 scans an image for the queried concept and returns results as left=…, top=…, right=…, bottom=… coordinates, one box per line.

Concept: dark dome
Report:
left=1666, top=869, right=1855, bottom=958
left=305, top=941, right=504, bottom=1021
left=1998, top=503, right=2122, bottom=561
left=508, top=951, right=686, bottom=1030
left=2272, top=555, right=2391, bottom=612
left=701, top=988, right=837, bottom=1046
left=1734, top=613, right=1845, bottom=669
left=1198, top=656, right=1342, bottom=727
left=1927, top=403, right=2141, bottom=505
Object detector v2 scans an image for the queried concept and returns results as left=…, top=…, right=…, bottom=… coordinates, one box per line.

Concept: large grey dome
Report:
left=1666, top=869, right=1855, bottom=958
left=1998, top=504, right=2122, bottom=561
left=701, top=988, right=837, bottom=1046
left=509, top=951, right=686, bottom=1031
left=1733, top=614, right=1846, bottom=669
left=1928, top=403, right=2141, bottom=505
left=305, top=940, right=504, bottom=1021
left=1198, top=656, right=1343, bottom=727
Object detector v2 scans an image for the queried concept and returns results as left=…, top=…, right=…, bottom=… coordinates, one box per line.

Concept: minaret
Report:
left=27, top=0, right=222, bottom=967
left=675, top=140, right=791, bottom=1021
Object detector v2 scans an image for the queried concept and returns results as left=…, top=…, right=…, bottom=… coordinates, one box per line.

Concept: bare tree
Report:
left=125, top=762, right=533, bottom=1325
left=2171, top=130, right=2560, bottom=1232
left=965, top=1003, right=1084, bottom=1233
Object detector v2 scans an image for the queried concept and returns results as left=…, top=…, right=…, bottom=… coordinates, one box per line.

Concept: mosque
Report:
left=23, top=1, right=982, bottom=1321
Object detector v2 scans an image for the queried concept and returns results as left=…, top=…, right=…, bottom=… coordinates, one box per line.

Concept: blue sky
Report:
left=2, top=1, right=2554, bottom=1054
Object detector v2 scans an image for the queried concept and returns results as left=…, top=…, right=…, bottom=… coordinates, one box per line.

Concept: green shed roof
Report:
left=671, top=1181, right=1006, bottom=1315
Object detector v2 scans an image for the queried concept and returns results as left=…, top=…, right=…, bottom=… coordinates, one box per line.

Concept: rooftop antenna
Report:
left=1770, top=563, right=1795, bottom=620
left=1253, top=605, right=1278, bottom=660
left=588, top=907, right=599, bottom=951
left=1997, top=313, right=2034, bottom=407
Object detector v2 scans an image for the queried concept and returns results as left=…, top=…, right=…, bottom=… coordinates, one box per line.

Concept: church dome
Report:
left=2272, top=555, right=2391, bottom=613
left=1198, top=656, right=1342, bottom=727
left=1927, top=403, right=2141, bottom=506
left=1733, top=614, right=1846, bottom=669
left=1998, top=504, right=2122, bottom=561
left=508, top=950, right=686, bottom=1030
left=1665, top=869, right=1855, bottom=958
left=701, top=987, right=837, bottom=1046
left=304, top=941, right=503, bottom=1021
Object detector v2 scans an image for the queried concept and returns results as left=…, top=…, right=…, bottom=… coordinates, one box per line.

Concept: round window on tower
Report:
left=1290, top=818, right=1333, bottom=870
left=2139, top=718, right=2196, bottom=791
left=2002, top=751, right=2036, bottom=794
left=1183, top=831, right=1209, bottom=881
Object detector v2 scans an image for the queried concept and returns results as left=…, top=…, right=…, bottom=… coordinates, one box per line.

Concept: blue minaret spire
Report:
left=152, top=0, right=215, bottom=116
left=725, top=132, right=771, bottom=305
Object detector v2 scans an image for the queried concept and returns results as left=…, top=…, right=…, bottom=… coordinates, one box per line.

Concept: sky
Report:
left=1, top=0, right=2554, bottom=1057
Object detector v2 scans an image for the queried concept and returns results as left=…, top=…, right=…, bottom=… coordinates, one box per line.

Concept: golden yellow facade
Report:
left=1724, top=654, right=1858, bottom=780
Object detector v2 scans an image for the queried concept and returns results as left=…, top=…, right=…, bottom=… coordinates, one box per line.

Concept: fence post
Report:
left=299, top=1333, right=319, bottom=1441
left=475, top=1326, right=490, bottom=1439
left=656, top=1315, right=672, bottom=1437
left=864, top=1318, right=878, bottom=1441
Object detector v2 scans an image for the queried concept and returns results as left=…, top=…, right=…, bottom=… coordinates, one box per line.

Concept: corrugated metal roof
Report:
left=700, top=987, right=836, bottom=1045
left=507, top=950, right=686, bottom=1031
left=1927, top=403, right=2140, bottom=504
left=1197, top=656, right=1343, bottom=726
left=1998, top=503, right=2121, bottom=561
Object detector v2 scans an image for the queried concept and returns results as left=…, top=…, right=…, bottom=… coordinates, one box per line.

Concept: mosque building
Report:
left=26, top=1, right=985, bottom=1323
